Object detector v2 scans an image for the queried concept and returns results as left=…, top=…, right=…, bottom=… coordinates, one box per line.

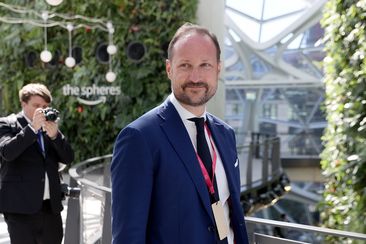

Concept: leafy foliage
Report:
left=320, top=0, right=366, bottom=241
left=0, top=0, right=197, bottom=162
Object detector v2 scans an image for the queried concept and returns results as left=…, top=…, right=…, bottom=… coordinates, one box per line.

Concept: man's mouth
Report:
left=183, top=82, right=207, bottom=89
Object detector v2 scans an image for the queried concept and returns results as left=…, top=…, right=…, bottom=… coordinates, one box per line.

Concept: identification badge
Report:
left=211, top=200, right=229, bottom=240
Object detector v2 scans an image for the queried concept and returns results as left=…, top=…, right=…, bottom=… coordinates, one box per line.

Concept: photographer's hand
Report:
left=31, top=108, right=46, bottom=131
left=43, top=121, right=59, bottom=139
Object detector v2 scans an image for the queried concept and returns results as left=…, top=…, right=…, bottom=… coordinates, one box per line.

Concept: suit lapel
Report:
left=206, top=115, right=237, bottom=196
left=158, top=100, right=214, bottom=221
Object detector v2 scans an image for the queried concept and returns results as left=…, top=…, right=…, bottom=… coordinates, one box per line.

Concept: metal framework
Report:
left=223, top=0, right=328, bottom=157
left=222, top=2, right=329, bottom=240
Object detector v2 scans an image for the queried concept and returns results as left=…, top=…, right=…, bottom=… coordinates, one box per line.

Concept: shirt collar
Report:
left=169, top=93, right=207, bottom=122
left=21, top=110, right=32, bottom=123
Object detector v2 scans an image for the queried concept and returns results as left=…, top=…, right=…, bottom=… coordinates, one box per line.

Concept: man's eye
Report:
left=179, top=64, right=191, bottom=70
left=179, top=63, right=191, bottom=69
left=202, top=63, right=212, bottom=68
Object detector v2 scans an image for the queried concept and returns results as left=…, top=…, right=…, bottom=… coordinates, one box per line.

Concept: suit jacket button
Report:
left=41, top=178, right=45, bottom=182
left=208, top=226, right=215, bottom=232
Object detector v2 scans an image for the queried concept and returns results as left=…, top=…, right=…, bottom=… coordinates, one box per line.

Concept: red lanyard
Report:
left=195, top=124, right=217, bottom=196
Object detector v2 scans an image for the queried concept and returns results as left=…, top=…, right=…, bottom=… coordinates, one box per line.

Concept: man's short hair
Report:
left=19, top=83, right=52, bottom=103
left=167, top=22, right=221, bottom=61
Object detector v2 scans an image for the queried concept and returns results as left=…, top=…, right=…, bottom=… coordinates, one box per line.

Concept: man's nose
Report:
left=188, top=68, right=202, bottom=82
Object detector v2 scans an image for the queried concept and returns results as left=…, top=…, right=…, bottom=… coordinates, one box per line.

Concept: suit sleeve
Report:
left=0, top=119, right=38, bottom=162
left=110, top=127, right=154, bottom=244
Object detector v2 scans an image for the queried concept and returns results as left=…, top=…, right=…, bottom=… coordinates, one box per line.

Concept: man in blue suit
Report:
left=111, top=22, right=249, bottom=244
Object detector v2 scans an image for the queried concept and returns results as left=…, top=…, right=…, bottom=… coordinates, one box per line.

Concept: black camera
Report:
left=61, top=183, right=81, bottom=200
left=43, top=107, right=59, bottom=121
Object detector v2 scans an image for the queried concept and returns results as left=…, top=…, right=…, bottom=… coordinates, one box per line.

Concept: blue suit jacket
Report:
left=111, top=98, right=249, bottom=244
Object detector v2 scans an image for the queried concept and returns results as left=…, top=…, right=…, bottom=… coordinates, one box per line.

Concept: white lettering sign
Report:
left=62, top=84, right=121, bottom=96
left=62, top=84, right=121, bottom=105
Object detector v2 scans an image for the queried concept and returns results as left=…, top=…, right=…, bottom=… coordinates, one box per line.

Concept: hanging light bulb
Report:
left=40, top=50, right=52, bottom=63
left=106, top=22, right=114, bottom=33
left=65, top=23, right=75, bottom=68
left=40, top=11, right=52, bottom=63
left=106, top=71, right=116, bottom=82
left=107, top=44, right=117, bottom=55
left=106, top=21, right=117, bottom=55
left=105, top=21, right=116, bottom=82
left=45, top=0, right=63, bottom=6
left=65, top=57, right=76, bottom=67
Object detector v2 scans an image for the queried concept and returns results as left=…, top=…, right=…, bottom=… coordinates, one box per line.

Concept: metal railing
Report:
left=65, top=154, right=112, bottom=244
left=238, top=134, right=291, bottom=215
left=64, top=154, right=366, bottom=244
left=245, top=217, right=366, bottom=243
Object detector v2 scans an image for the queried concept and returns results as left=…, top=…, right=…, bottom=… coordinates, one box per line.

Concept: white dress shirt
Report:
left=170, top=94, right=234, bottom=243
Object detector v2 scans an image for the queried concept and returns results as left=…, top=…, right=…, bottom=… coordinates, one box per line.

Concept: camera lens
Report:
left=43, top=108, right=59, bottom=121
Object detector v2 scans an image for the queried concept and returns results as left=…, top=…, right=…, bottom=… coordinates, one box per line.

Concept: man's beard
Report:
left=174, top=82, right=216, bottom=107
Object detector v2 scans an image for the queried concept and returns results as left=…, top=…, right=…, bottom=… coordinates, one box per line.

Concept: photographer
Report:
left=0, top=83, right=74, bottom=244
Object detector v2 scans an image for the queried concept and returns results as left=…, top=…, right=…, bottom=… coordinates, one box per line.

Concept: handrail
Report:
left=245, top=216, right=366, bottom=241
left=68, top=153, right=112, bottom=193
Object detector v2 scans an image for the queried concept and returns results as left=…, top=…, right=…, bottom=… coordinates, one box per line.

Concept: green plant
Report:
left=320, top=0, right=366, bottom=242
left=0, top=0, right=197, bottom=163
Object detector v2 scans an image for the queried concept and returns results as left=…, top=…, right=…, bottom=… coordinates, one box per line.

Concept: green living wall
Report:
left=321, top=0, right=366, bottom=242
left=0, top=0, right=197, bottom=163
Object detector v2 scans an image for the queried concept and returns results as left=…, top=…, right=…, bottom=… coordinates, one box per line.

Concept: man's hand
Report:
left=31, top=108, right=46, bottom=131
left=31, top=108, right=59, bottom=139
left=43, top=121, right=59, bottom=139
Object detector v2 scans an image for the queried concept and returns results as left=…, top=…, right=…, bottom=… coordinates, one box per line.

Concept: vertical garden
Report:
left=321, top=0, right=366, bottom=241
left=0, top=0, right=197, bottom=163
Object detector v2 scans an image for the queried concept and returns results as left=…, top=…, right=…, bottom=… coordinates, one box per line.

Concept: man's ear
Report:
left=166, top=59, right=172, bottom=79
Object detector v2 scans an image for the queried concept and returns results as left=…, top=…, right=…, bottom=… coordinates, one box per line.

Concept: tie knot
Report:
left=188, top=117, right=205, bottom=133
left=188, top=117, right=205, bottom=130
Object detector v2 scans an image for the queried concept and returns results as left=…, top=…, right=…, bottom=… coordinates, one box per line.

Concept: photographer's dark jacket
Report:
left=0, top=113, right=74, bottom=214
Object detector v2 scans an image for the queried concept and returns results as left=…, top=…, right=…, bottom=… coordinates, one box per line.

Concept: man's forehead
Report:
left=176, top=32, right=210, bottom=45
